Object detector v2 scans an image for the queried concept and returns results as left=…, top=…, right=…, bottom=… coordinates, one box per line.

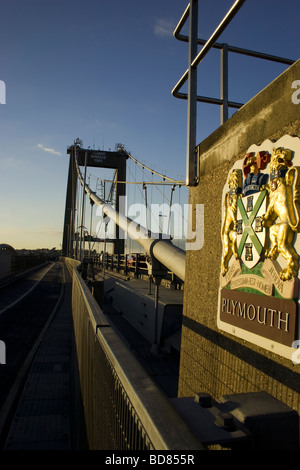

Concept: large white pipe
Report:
left=75, top=153, right=186, bottom=281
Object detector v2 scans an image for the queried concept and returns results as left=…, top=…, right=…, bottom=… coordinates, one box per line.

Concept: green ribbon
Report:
left=237, top=190, right=266, bottom=257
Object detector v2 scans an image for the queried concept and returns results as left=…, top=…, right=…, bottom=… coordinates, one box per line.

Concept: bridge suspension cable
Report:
left=118, top=146, right=186, bottom=185
left=86, top=147, right=189, bottom=248
left=124, top=154, right=189, bottom=246
left=74, top=147, right=186, bottom=281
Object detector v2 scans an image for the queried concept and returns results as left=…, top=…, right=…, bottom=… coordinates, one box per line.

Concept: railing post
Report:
left=135, top=254, right=139, bottom=278
left=220, top=43, right=229, bottom=124
left=79, top=150, right=88, bottom=261
left=186, top=0, right=198, bottom=187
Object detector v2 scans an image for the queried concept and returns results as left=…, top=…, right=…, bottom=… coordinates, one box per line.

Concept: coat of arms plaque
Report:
left=218, top=135, right=300, bottom=360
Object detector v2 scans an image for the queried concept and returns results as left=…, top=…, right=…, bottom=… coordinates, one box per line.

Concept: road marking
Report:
left=0, top=263, right=54, bottom=315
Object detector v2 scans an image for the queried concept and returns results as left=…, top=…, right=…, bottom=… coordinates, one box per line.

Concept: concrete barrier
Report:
left=112, top=280, right=182, bottom=352
left=179, top=59, right=300, bottom=446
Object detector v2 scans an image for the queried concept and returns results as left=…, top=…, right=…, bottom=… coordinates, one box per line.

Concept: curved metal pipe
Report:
left=75, top=152, right=186, bottom=281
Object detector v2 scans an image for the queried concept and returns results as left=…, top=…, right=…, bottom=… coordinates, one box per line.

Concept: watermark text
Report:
left=95, top=198, right=204, bottom=251
left=0, top=340, right=6, bottom=364
left=291, top=80, right=300, bottom=104
left=291, top=340, right=300, bottom=365
left=0, top=80, right=6, bottom=104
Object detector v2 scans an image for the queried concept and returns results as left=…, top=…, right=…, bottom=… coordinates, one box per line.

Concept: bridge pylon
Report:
left=62, top=142, right=128, bottom=258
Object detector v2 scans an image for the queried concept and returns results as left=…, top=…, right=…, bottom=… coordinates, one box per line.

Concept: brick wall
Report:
left=179, top=60, right=300, bottom=421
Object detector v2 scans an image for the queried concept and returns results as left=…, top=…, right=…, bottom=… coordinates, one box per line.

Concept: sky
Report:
left=0, top=0, right=299, bottom=250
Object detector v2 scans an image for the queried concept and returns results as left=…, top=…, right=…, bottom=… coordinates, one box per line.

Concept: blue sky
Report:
left=0, top=0, right=299, bottom=250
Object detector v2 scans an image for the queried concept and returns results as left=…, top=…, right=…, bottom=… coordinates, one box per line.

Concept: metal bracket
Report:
left=171, top=391, right=299, bottom=449
left=171, top=394, right=250, bottom=448
left=219, top=391, right=299, bottom=450
left=146, top=256, right=167, bottom=285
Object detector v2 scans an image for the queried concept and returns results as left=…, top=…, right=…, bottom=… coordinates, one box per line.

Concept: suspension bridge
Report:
left=62, top=139, right=189, bottom=275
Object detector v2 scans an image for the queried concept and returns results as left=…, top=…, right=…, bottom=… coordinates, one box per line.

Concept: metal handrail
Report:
left=67, top=258, right=205, bottom=449
left=176, top=36, right=295, bottom=65
left=172, top=0, right=247, bottom=102
left=173, top=0, right=296, bottom=187
left=174, top=6, right=294, bottom=63
left=172, top=0, right=294, bottom=102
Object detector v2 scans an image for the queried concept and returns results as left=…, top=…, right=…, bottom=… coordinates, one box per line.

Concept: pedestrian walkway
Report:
left=4, top=265, right=74, bottom=450
left=3, top=264, right=183, bottom=449
left=96, top=269, right=182, bottom=398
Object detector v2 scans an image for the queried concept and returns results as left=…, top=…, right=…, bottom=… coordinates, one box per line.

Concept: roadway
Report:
left=0, top=261, right=183, bottom=449
left=0, top=262, right=72, bottom=449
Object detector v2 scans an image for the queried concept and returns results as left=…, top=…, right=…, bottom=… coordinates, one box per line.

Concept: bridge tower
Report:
left=62, top=141, right=128, bottom=258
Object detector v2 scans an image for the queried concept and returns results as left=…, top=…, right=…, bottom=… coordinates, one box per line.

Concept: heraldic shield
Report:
left=218, top=135, right=300, bottom=360
left=236, top=189, right=267, bottom=269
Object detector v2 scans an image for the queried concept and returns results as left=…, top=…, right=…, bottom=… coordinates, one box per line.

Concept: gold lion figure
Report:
left=263, top=147, right=300, bottom=280
left=221, top=169, right=243, bottom=276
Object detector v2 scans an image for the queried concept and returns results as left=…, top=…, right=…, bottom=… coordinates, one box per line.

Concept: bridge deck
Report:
left=3, top=264, right=183, bottom=450
left=98, top=270, right=182, bottom=398
left=3, top=265, right=75, bottom=450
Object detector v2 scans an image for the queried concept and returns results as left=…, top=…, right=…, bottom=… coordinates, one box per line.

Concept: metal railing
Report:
left=90, top=252, right=183, bottom=289
left=172, top=0, right=296, bottom=186
left=65, top=258, right=205, bottom=450
left=92, top=252, right=148, bottom=277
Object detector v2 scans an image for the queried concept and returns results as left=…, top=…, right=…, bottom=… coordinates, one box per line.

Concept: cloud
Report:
left=153, top=18, right=175, bottom=38
left=37, top=143, right=62, bottom=156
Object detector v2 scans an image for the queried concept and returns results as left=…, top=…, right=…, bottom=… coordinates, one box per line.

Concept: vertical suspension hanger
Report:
left=162, top=175, right=166, bottom=235
left=142, top=165, right=148, bottom=232
left=150, top=171, right=153, bottom=235
left=143, top=182, right=148, bottom=232
left=167, top=184, right=176, bottom=237
left=89, top=197, right=94, bottom=256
